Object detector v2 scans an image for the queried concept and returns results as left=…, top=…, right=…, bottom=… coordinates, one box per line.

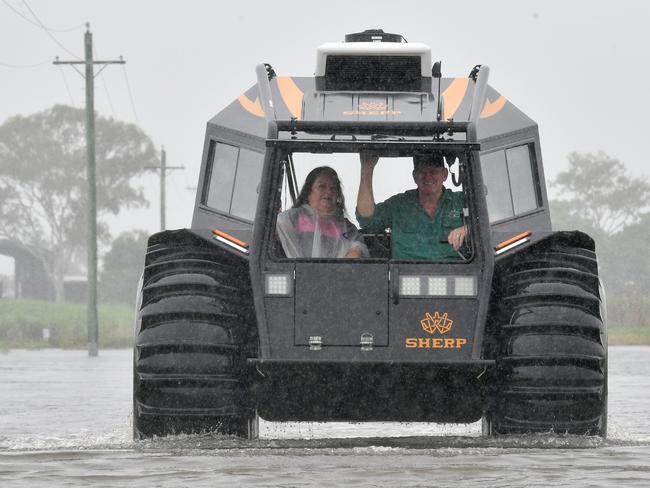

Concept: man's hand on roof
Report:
left=360, top=153, right=379, bottom=169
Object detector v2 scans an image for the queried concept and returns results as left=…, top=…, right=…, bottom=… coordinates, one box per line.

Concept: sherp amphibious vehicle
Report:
left=133, top=29, right=607, bottom=439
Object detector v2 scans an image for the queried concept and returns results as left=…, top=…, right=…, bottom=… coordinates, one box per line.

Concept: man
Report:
left=356, top=153, right=467, bottom=260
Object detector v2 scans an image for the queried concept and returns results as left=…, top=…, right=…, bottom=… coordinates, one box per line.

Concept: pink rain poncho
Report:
left=276, top=204, right=369, bottom=258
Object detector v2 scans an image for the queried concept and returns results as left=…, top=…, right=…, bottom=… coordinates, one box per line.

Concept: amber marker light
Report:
left=495, top=231, right=531, bottom=255
left=212, top=229, right=250, bottom=254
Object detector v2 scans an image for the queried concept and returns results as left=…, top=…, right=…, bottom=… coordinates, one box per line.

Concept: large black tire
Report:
left=488, top=239, right=607, bottom=436
left=133, top=231, right=258, bottom=439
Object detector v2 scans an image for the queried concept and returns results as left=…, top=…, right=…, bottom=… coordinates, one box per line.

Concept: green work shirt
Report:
left=356, top=188, right=465, bottom=260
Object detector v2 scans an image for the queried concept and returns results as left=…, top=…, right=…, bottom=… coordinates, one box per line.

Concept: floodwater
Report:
left=1, top=346, right=649, bottom=487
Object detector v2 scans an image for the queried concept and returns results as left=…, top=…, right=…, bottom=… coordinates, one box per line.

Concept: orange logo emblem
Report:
left=420, top=312, right=453, bottom=334
left=405, top=311, right=466, bottom=349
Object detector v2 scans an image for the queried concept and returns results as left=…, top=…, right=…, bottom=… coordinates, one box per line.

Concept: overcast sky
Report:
left=1, top=0, right=648, bottom=235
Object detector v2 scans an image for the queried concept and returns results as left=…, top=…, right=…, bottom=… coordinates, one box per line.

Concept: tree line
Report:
left=0, top=105, right=154, bottom=303
left=550, top=152, right=650, bottom=327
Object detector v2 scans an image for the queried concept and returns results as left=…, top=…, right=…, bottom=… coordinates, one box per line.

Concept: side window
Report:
left=480, top=144, right=540, bottom=222
left=204, top=142, right=238, bottom=212
left=480, top=151, right=513, bottom=222
left=507, top=145, right=538, bottom=215
left=230, top=148, right=264, bottom=221
left=203, top=142, right=264, bottom=221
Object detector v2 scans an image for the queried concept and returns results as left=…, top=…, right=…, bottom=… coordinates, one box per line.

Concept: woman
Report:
left=277, top=166, right=369, bottom=258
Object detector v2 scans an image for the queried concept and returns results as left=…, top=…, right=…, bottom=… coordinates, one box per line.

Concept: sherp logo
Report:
left=420, top=311, right=453, bottom=334
left=343, top=101, right=401, bottom=116
left=405, top=311, right=468, bottom=349
left=358, top=101, right=388, bottom=111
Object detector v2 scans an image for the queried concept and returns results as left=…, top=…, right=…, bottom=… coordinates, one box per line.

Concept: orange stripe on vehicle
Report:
left=212, top=229, right=249, bottom=248
left=495, top=231, right=531, bottom=251
left=238, top=94, right=264, bottom=117
left=442, top=78, right=469, bottom=120
left=480, top=95, right=507, bottom=118
left=277, top=77, right=303, bottom=119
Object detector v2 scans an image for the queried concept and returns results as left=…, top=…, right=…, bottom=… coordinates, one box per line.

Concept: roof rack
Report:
left=255, top=63, right=491, bottom=143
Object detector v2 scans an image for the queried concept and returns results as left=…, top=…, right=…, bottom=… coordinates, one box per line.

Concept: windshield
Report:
left=271, top=151, right=471, bottom=262
left=280, top=153, right=463, bottom=224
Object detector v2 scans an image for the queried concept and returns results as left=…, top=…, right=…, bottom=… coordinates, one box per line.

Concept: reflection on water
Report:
left=0, top=347, right=649, bottom=487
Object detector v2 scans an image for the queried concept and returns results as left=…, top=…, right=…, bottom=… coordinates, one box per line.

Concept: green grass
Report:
left=607, top=326, right=650, bottom=346
left=1, top=298, right=648, bottom=349
left=604, top=295, right=650, bottom=344
left=0, top=299, right=133, bottom=349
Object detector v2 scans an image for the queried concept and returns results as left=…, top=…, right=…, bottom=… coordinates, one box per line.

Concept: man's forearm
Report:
left=357, top=166, right=376, bottom=217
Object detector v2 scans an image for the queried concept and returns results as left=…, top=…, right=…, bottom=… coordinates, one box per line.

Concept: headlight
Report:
left=265, top=274, right=292, bottom=295
left=428, top=276, right=449, bottom=295
left=399, top=276, right=422, bottom=296
left=454, top=276, right=476, bottom=296
left=399, top=275, right=476, bottom=297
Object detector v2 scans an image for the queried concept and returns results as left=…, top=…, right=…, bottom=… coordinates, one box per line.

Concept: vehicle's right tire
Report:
left=490, top=240, right=607, bottom=436
left=133, top=231, right=257, bottom=439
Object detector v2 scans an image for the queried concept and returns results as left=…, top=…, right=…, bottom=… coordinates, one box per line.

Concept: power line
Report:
left=56, top=65, right=76, bottom=106
left=21, top=0, right=81, bottom=59
left=0, top=58, right=51, bottom=68
left=121, top=65, right=139, bottom=125
left=99, top=72, right=116, bottom=117
left=144, top=147, right=184, bottom=231
left=182, top=165, right=196, bottom=192
left=93, top=43, right=116, bottom=117
left=1, top=0, right=84, bottom=32
left=168, top=159, right=188, bottom=224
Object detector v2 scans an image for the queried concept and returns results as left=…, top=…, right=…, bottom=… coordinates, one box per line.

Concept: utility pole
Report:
left=146, top=146, right=184, bottom=231
left=54, top=23, right=125, bottom=357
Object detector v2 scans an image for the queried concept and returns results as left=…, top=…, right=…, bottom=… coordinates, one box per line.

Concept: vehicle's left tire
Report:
left=133, top=232, right=258, bottom=439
